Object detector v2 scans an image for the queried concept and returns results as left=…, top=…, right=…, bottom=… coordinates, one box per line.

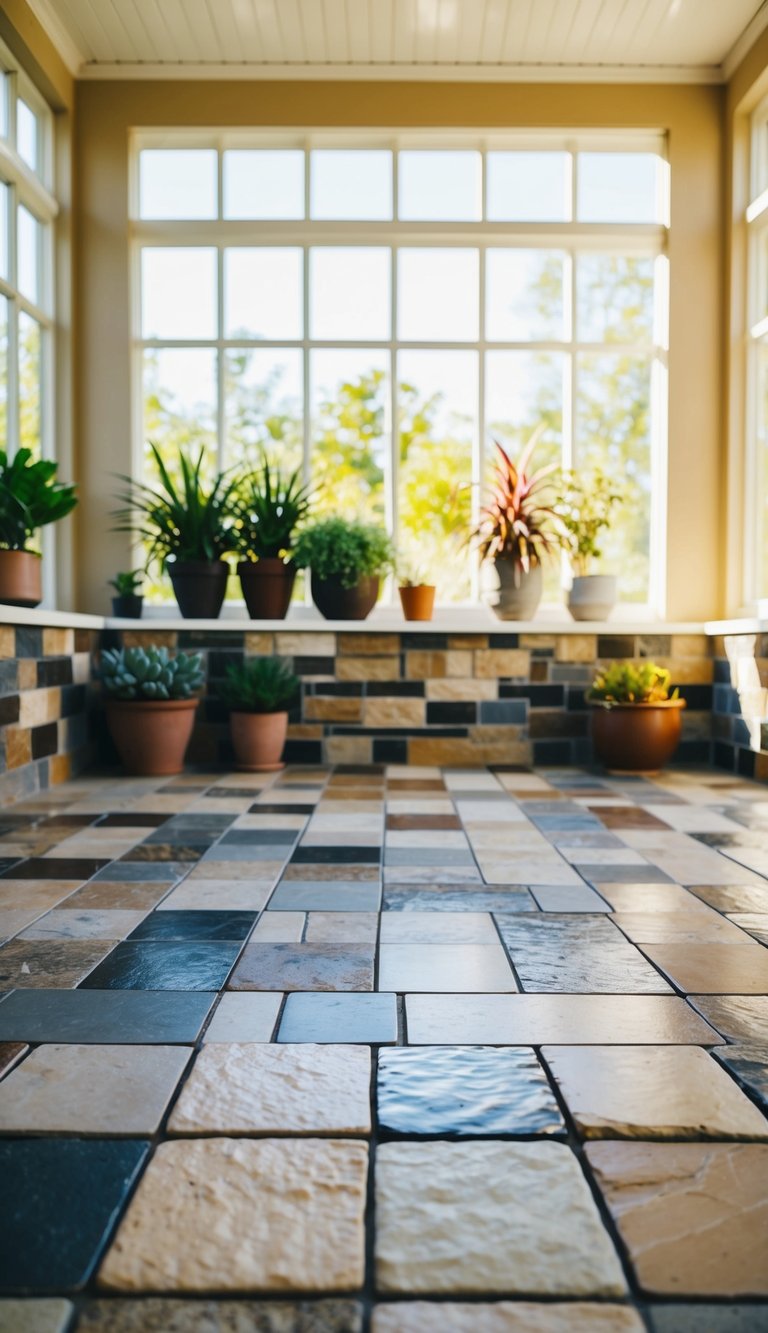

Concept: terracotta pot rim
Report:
left=230, top=708, right=289, bottom=719
left=588, top=698, right=687, bottom=711
left=0, top=548, right=42, bottom=559
left=105, top=698, right=200, bottom=712
left=398, top=583, right=436, bottom=591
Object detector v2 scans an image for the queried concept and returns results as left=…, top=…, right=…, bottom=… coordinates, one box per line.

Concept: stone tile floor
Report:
left=0, top=763, right=767, bottom=1331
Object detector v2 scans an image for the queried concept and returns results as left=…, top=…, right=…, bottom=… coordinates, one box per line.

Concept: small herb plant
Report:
left=233, top=456, right=313, bottom=562
left=109, top=570, right=143, bottom=597
left=219, top=657, right=299, bottom=714
left=114, top=444, right=239, bottom=571
left=294, top=518, right=394, bottom=588
left=588, top=661, right=679, bottom=707
left=0, top=449, right=78, bottom=553
left=473, top=430, right=561, bottom=571
left=101, top=646, right=204, bottom=701
left=397, top=558, right=435, bottom=589
left=555, top=469, right=623, bottom=577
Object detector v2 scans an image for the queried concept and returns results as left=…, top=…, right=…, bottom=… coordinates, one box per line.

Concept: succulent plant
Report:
left=101, top=646, right=204, bottom=701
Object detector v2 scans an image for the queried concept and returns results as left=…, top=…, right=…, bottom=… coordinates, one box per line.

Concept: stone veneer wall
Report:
left=0, top=625, right=98, bottom=806
left=711, top=632, right=768, bottom=782
left=105, top=627, right=714, bottom=770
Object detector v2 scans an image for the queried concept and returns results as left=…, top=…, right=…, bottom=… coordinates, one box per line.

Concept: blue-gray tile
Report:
left=384, top=889, right=536, bottom=912
left=278, top=991, right=397, bottom=1043
left=78, top=943, right=240, bottom=991
left=713, top=1044, right=768, bottom=1110
left=494, top=914, right=672, bottom=993
left=268, top=883, right=382, bottom=912
left=0, top=989, right=216, bottom=1043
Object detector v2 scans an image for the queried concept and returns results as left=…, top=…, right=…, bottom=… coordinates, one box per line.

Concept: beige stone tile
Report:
left=305, top=697, right=363, bottom=723
left=0, top=939, right=112, bottom=988
left=336, top=656, right=400, bottom=681
left=375, top=1140, right=626, bottom=1296
left=305, top=912, right=379, bottom=943
left=42, top=628, right=75, bottom=657
left=233, top=814, right=307, bottom=830
left=0, top=1299, right=74, bottom=1333
left=364, top=698, right=425, bottom=728
left=202, top=993, right=283, bottom=1043
left=379, top=944, right=516, bottom=993
left=243, top=632, right=276, bottom=655
left=409, top=738, right=530, bottom=766
left=338, top=633, right=398, bottom=655
left=250, top=912, right=304, bottom=941
left=0, top=626, right=15, bottom=658
left=386, top=830, right=468, bottom=849
left=186, top=861, right=283, bottom=881
left=555, top=635, right=597, bottom=662
left=596, top=884, right=714, bottom=913
left=66, top=881, right=174, bottom=911
left=324, top=737, right=373, bottom=765
left=0, top=908, right=48, bottom=941
left=544, top=1045, right=768, bottom=1140
left=274, top=631, right=336, bottom=657
left=406, top=651, right=472, bottom=679
left=19, top=909, right=147, bottom=941
left=380, top=913, right=497, bottom=943
left=586, top=1142, right=768, bottom=1296
left=405, top=994, right=721, bottom=1045
left=426, top=678, right=497, bottom=701
left=643, top=943, right=768, bottom=993
left=0, top=1044, right=190, bottom=1135
left=99, top=1137, right=368, bottom=1292
left=474, top=649, right=530, bottom=678
left=169, top=1043, right=371, bottom=1136
left=157, top=880, right=273, bottom=910
left=372, top=1303, right=644, bottom=1332
left=611, top=911, right=750, bottom=944
left=300, top=829, right=380, bottom=846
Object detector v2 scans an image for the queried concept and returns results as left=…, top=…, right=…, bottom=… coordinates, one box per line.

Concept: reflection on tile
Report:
left=494, top=915, right=669, bottom=994
left=689, top=995, right=768, bottom=1043
left=80, top=942, right=240, bottom=991
left=0, top=1298, right=74, bottom=1333
left=202, top=993, right=283, bottom=1043
left=642, top=944, right=768, bottom=995
left=127, top=911, right=257, bottom=942
left=713, top=1044, right=768, bottom=1110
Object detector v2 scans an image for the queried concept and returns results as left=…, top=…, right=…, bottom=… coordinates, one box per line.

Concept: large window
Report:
left=132, top=132, right=669, bottom=607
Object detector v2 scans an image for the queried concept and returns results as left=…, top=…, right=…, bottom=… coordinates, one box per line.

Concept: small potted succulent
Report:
left=232, top=455, right=313, bottom=620
left=109, top=570, right=144, bottom=619
left=219, top=656, right=299, bottom=771
left=0, top=449, right=78, bottom=607
left=114, top=444, right=239, bottom=619
left=587, top=661, right=686, bottom=774
left=473, top=430, right=561, bottom=620
left=397, top=561, right=436, bottom=622
left=555, top=468, right=623, bottom=621
left=100, top=645, right=204, bottom=776
left=294, top=518, right=393, bottom=620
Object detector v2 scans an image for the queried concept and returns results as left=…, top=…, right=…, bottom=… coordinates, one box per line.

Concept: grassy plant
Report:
left=218, top=657, right=299, bottom=714
left=232, top=455, right=313, bottom=561
left=0, top=449, right=78, bottom=553
left=588, top=661, right=679, bottom=706
left=113, top=444, right=239, bottom=572
left=293, top=518, right=393, bottom=587
left=101, top=646, right=204, bottom=701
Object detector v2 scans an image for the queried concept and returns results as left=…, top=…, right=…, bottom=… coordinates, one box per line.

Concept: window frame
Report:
left=744, top=95, right=768, bottom=610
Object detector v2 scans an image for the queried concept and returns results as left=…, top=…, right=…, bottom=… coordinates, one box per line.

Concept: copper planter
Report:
left=590, top=699, right=686, bottom=774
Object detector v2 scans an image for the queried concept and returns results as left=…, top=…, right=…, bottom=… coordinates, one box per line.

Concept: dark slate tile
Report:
left=292, top=846, right=380, bottom=864
left=30, top=724, right=59, bottom=762
left=580, top=865, right=675, bottom=884
left=713, top=1044, right=768, bottom=1110
left=737, top=748, right=756, bottom=779
left=478, top=700, right=528, bottom=725
left=284, top=743, right=325, bottom=764
left=277, top=991, right=397, bottom=1044
left=292, top=657, right=336, bottom=676
left=499, top=684, right=564, bottom=706
left=306, top=681, right=364, bottom=697
left=0, top=1138, right=149, bottom=1292
left=366, top=681, right=425, bottom=697
left=15, top=627, right=43, bottom=658
left=0, top=695, right=20, bottom=725
left=229, top=942, right=375, bottom=992
left=533, top=741, right=574, bottom=765
left=494, top=913, right=672, bottom=993
left=268, top=883, right=382, bottom=912
left=377, top=1045, right=565, bottom=1137
left=373, top=739, right=408, bottom=764
left=79, top=942, right=240, bottom=991
left=425, top=703, right=477, bottom=726
left=37, top=658, right=74, bottom=688
left=219, top=830, right=297, bottom=846
left=94, top=863, right=190, bottom=883
left=649, top=1307, right=768, bottom=1332
left=0, top=660, right=19, bottom=693
left=384, top=889, right=536, bottom=912
left=76, top=1300, right=365, bottom=1332
left=248, top=804, right=315, bottom=816
left=0, top=857, right=110, bottom=881
left=127, top=911, right=257, bottom=942
left=0, top=989, right=215, bottom=1043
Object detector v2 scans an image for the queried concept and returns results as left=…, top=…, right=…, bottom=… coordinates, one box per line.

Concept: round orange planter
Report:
left=0, top=550, right=42, bottom=607
left=590, top=699, right=686, bottom=774
left=105, top=698, right=199, bottom=776
left=230, top=710, right=288, bottom=772
left=399, top=584, right=436, bottom=621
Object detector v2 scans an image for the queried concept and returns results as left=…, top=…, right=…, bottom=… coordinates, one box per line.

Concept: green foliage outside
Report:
left=100, top=646, right=204, bottom=701
left=588, top=661, right=679, bottom=706
left=219, top=656, right=299, bottom=714
left=554, top=467, right=624, bottom=578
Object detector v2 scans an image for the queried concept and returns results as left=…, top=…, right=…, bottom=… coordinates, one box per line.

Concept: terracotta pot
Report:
left=230, top=709, right=288, bottom=772
left=0, top=550, right=42, bottom=608
left=111, top=594, right=143, bottom=619
left=590, top=699, right=686, bottom=774
left=399, top=585, right=436, bottom=621
left=169, top=560, right=229, bottom=619
left=567, top=574, right=618, bottom=622
left=105, top=698, right=199, bottom=776
left=238, top=559, right=296, bottom=620
left=491, top=559, right=543, bottom=620
left=310, top=572, right=379, bottom=621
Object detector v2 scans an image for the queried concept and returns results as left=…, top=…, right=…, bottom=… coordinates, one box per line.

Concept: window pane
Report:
left=399, top=151, right=481, bottom=221
left=17, top=99, right=38, bottom=172
left=19, top=312, right=42, bottom=457
left=0, top=297, right=7, bottom=449
left=225, top=248, right=302, bottom=340
left=0, top=75, right=7, bottom=139
left=224, top=149, right=304, bottom=219
left=0, top=184, right=7, bottom=282
left=486, top=249, right=566, bottom=341
left=487, top=152, right=570, bottom=222
left=139, top=149, right=217, bottom=220
left=577, top=254, right=654, bottom=343
left=310, top=350, right=388, bottom=522
left=575, top=352, right=652, bottom=601
left=398, top=350, right=476, bottom=599
left=578, top=152, right=661, bottom=223
left=310, top=248, right=390, bottom=341
left=398, top=249, right=479, bottom=341
left=141, top=248, right=217, bottom=340
left=311, top=150, right=392, bottom=220
left=17, top=205, right=39, bottom=305
left=224, top=348, right=303, bottom=473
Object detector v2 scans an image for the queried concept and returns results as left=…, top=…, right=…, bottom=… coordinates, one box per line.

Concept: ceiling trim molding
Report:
left=722, top=0, right=768, bottom=81
left=23, top=0, right=84, bottom=76
left=75, top=60, right=724, bottom=86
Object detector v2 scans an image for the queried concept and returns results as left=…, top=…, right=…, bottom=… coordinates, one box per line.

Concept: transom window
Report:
left=132, top=132, right=669, bottom=607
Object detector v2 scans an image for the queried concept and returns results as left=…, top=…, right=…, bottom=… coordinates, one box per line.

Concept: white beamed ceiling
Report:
left=28, top=0, right=768, bottom=82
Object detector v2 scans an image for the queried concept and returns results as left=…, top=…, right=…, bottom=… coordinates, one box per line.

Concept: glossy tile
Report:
left=229, top=943, right=374, bottom=993
left=0, top=988, right=216, bottom=1044
left=278, top=992, right=397, bottom=1044
left=80, top=942, right=240, bottom=991
left=405, top=994, right=721, bottom=1045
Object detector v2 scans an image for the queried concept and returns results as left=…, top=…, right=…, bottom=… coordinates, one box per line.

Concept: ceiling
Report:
left=27, top=0, right=768, bottom=82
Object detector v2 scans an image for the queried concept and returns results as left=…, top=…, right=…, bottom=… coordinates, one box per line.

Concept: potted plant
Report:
left=397, top=561, right=436, bottom=622
left=219, top=656, right=299, bottom=772
left=232, top=455, right=313, bottom=620
left=100, top=645, right=204, bottom=776
left=114, top=444, right=239, bottom=619
left=109, top=571, right=144, bottom=619
left=0, top=449, right=77, bottom=607
left=555, top=468, right=623, bottom=621
left=294, top=518, right=393, bottom=620
left=473, top=430, right=561, bottom=620
left=587, top=661, right=686, bottom=774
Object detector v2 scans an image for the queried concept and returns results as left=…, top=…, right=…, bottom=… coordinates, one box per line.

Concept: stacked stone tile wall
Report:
left=105, top=627, right=714, bottom=770
left=0, top=625, right=98, bottom=806
left=711, top=632, right=768, bottom=781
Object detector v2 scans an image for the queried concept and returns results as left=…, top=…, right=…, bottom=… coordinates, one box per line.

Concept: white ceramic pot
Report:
left=567, top=574, right=618, bottom=622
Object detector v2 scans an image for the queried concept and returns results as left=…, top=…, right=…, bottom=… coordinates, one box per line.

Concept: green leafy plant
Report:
left=218, top=656, right=299, bottom=714
left=232, top=455, right=314, bottom=561
left=555, top=469, right=623, bottom=577
left=109, top=570, right=143, bottom=596
left=472, top=430, right=562, bottom=572
left=587, top=661, right=679, bottom=706
left=0, top=449, right=78, bottom=553
left=293, top=518, right=394, bottom=588
left=100, top=646, right=204, bottom=701
left=113, top=444, right=239, bottom=572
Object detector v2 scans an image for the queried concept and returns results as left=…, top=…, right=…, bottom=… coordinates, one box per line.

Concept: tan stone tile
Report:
left=286, top=724, right=324, bottom=740
left=17, top=659, right=37, bottom=690
left=186, top=860, right=283, bottom=881
left=474, top=649, right=531, bottom=678
left=586, top=1142, right=768, bottom=1296
left=0, top=626, right=15, bottom=658
left=244, top=633, right=276, bottom=655
left=66, top=881, right=174, bottom=911
left=98, top=1137, right=368, bottom=1292
left=49, top=755, right=73, bottom=786
left=364, top=698, right=425, bottom=728
left=305, top=912, right=379, bottom=943
left=0, top=1298, right=74, bottom=1333
left=425, top=678, right=497, bottom=701
left=642, top=943, right=768, bottom=994
left=42, top=628, right=75, bottom=657
left=611, top=911, right=750, bottom=944
left=448, top=635, right=488, bottom=649
left=372, top=1303, right=643, bottom=1332
left=405, top=994, right=721, bottom=1045
left=6, top=727, right=31, bottom=770
left=324, top=737, right=373, bottom=765
left=0, top=881, right=83, bottom=911
left=305, top=697, right=363, bottom=723
left=169, top=1043, right=371, bottom=1135
left=544, top=1045, right=768, bottom=1140
left=338, top=633, right=398, bottom=655
left=282, top=863, right=378, bottom=882
left=406, top=651, right=472, bottom=679
left=274, top=632, right=336, bottom=657
left=337, top=656, right=400, bottom=681
left=0, top=939, right=112, bottom=988
left=376, top=1140, right=626, bottom=1296
left=520, top=634, right=557, bottom=650
left=120, top=631, right=178, bottom=649
left=555, top=635, right=597, bottom=662
left=409, top=738, right=530, bottom=766
left=671, top=634, right=710, bottom=657
left=0, top=908, right=47, bottom=942
left=655, top=657, right=714, bottom=684
left=250, top=912, right=304, bottom=941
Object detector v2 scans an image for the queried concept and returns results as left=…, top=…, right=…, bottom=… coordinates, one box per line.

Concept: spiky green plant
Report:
left=101, top=646, right=204, bottom=701
left=109, top=570, right=143, bottom=596
left=113, top=444, right=238, bottom=572
left=0, top=449, right=78, bottom=552
left=218, top=656, right=299, bottom=714
left=587, top=661, right=679, bottom=707
left=232, top=455, right=314, bottom=561
left=473, top=429, right=562, bottom=572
